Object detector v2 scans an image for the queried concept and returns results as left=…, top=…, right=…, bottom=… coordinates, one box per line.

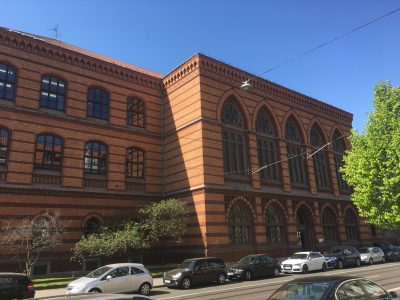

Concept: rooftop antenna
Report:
left=50, top=24, right=61, bottom=40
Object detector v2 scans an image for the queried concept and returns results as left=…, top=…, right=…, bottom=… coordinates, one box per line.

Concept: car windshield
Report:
left=330, top=248, right=344, bottom=254
left=289, top=254, right=308, bottom=260
left=238, top=256, right=257, bottom=264
left=269, top=281, right=335, bottom=300
left=178, top=260, right=196, bottom=269
left=86, top=266, right=112, bottom=278
left=359, top=248, right=372, bottom=253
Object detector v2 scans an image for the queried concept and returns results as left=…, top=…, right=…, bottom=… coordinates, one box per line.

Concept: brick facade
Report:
left=0, top=27, right=385, bottom=273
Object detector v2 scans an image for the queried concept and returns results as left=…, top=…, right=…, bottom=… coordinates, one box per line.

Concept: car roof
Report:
left=103, top=263, right=145, bottom=268
left=293, top=251, right=313, bottom=254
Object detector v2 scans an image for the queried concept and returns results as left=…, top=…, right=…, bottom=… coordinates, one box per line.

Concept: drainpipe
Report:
left=159, top=84, right=165, bottom=200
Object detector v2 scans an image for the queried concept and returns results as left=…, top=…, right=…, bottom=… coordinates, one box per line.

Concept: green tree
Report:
left=139, top=198, right=189, bottom=264
left=342, top=82, right=400, bottom=229
left=71, top=221, right=149, bottom=264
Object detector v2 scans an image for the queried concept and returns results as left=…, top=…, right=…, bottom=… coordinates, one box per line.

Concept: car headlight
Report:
left=172, top=272, right=182, bottom=280
left=67, top=284, right=84, bottom=291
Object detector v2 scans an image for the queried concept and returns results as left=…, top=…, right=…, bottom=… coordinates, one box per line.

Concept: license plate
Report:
left=227, top=272, right=234, bottom=276
left=284, top=266, right=291, bottom=270
left=164, top=280, right=171, bottom=283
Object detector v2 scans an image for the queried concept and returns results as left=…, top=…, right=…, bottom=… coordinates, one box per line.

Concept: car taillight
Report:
left=26, top=283, right=34, bottom=290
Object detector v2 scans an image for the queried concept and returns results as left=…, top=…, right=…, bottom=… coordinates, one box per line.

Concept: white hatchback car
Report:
left=281, top=251, right=327, bottom=274
left=66, top=263, right=153, bottom=296
left=359, top=247, right=385, bottom=264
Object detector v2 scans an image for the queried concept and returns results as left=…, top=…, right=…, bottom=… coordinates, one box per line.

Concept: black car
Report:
left=0, top=273, right=35, bottom=300
left=324, top=246, right=361, bottom=269
left=163, top=257, right=227, bottom=289
left=374, top=243, right=400, bottom=262
left=227, top=254, right=280, bottom=280
left=268, top=275, right=397, bottom=300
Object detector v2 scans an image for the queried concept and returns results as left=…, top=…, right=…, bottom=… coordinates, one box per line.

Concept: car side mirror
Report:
left=106, top=275, right=112, bottom=280
left=194, top=266, right=200, bottom=271
left=390, top=291, right=397, bottom=298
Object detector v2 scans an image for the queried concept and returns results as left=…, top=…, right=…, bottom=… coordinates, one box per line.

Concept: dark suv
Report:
left=163, top=257, right=227, bottom=289
left=0, top=273, right=35, bottom=300
left=227, top=254, right=281, bottom=280
left=323, top=246, right=361, bottom=269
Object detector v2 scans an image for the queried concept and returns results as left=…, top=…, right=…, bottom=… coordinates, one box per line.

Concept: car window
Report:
left=208, top=260, right=219, bottom=267
left=266, top=256, right=274, bottom=263
left=358, top=279, right=390, bottom=299
left=109, top=267, right=129, bottom=278
left=269, top=282, right=332, bottom=300
left=131, top=267, right=144, bottom=275
left=195, top=261, right=207, bottom=269
left=336, top=280, right=367, bottom=299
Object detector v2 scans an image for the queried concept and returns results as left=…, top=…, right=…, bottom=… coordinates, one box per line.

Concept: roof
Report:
left=0, top=27, right=163, bottom=79
left=104, top=263, right=145, bottom=268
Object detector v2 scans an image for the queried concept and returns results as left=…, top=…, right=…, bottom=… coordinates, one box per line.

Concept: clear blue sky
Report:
left=3, top=1, right=400, bottom=132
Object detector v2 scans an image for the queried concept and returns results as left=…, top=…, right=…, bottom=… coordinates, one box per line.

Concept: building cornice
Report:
left=0, top=28, right=162, bottom=91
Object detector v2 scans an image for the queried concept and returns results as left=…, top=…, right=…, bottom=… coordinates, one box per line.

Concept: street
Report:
left=150, top=262, right=400, bottom=300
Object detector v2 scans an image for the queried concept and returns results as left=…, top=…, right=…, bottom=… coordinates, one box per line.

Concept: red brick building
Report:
left=0, top=27, right=387, bottom=274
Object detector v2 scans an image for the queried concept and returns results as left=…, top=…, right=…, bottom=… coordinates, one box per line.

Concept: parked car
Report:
left=33, top=294, right=152, bottom=300
left=280, top=251, right=327, bottom=274
left=0, top=272, right=35, bottom=300
left=65, top=263, right=153, bottom=296
left=374, top=243, right=400, bottom=262
left=227, top=254, right=280, bottom=280
left=359, top=247, right=386, bottom=264
left=163, top=257, right=227, bottom=289
left=324, top=245, right=361, bottom=269
left=268, top=275, right=397, bottom=300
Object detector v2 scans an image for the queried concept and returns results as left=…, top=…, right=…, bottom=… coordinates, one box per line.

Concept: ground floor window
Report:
left=229, top=202, right=252, bottom=245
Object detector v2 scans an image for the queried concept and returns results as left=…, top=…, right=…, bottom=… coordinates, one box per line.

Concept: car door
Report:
left=103, top=267, right=130, bottom=293
left=307, top=253, right=318, bottom=270
left=129, top=267, right=146, bottom=292
left=192, top=261, right=207, bottom=285
left=265, top=256, right=276, bottom=276
left=313, top=252, right=324, bottom=270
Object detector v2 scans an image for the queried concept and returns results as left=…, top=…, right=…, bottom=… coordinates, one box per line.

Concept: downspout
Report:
left=159, top=84, right=165, bottom=200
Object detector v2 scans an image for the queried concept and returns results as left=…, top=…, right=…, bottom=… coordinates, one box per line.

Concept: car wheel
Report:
left=181, top=277, right=191, bottom=289
left=356, top=258, right=361, bottom=267
left=369, top=258, right=374, bottom=265
left=89, top=288, right=101, bottom=293
left=382, top=256, right=386, bottom=263
left=139, top=282, right=152, bottom=296
left=337, top=260, right=344, bottom=269
left=302, top=265, right=308, bottom=274
left=245, top=270, right=252, bottom=281
left=322, top=262, right=327, bottom=272
left=217, top=273, right=226, bottom=284
left=273, top=267, right=280, bottom=277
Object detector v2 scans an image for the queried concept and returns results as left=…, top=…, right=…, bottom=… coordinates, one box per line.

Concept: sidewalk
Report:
left=35, top=277, right=164, bottom=298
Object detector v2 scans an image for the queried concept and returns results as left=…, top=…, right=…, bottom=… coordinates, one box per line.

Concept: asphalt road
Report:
left=150, top=262, right=400, bottom=300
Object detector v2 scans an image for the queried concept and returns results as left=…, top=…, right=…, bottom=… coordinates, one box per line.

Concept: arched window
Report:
left=40, top=75, right=66, bottom=111
left=87, top=87, right=109, bottom=120
left=265, top=205, right=284, bottom=243
left=126, top=147, right=145, bottom=178
left=127, top=98, right=145, bottom=128
left=344, top=209, right=358, bottom=241
left=256, top=108, right=280, bottom=182
left=332, top=131, right=350, bottom=191
left=84, top=142, right=107, bottom=175
left=0, top=127, right=10, bottom=167
left=310, top=126, right=330, bottom=188
left=228, top=202, right=252, bottom=245
left=221, top=98, right=247, bottom=177
left=285, top=118, right=307, bottom=185
left=322, top=208, right=337, bottom=242
left=84, top=218, right=101, bottom=236
left=0, top=63, right=16, bottom=100
left=34, top=134, right=63, bottom=170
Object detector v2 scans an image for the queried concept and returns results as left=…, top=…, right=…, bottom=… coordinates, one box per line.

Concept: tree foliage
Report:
left=0, top=213, right=66, bottom=275
left=342, top=82, right=400, bottom=229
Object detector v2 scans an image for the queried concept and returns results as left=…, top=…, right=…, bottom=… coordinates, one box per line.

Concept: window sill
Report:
left=39, top=107, right=66, bottom=116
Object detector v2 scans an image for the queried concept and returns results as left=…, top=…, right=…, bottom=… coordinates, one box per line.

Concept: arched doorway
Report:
left=296, top=205, right=315, bottom=250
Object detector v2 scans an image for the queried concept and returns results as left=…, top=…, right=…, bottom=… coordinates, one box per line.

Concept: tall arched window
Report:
left=40, top=75, right=66, bottom=111
left=265, top=205, right=284, bottom=243
left=344, top=209, right=358, bottom=241
left=34, top=134, right=63, bottom=170
left=84, top=142, right=107, bottom=175
left=256, top=108, right=280, bottom=182
left=322, top=208, right=337, bottom=242
left=127, top=98, right=145, bottom=128
left=285, top=118, right=307, bottom=185
left=221, top=98, right=247, bottom=178
left=126, top=147, right=145, bottom=178
left=84, top=218, right=101, bottom=236
left=310, top=126, right=330, bottom=188
left=0, top=127, right=10, bottom=167
left=332, top=131, right=350, bottom=191
left=0, top=63, right=16, bottom=100
left=229, top=202, right=252, bottom=245
left=87, top=87, right=109, bottom=120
